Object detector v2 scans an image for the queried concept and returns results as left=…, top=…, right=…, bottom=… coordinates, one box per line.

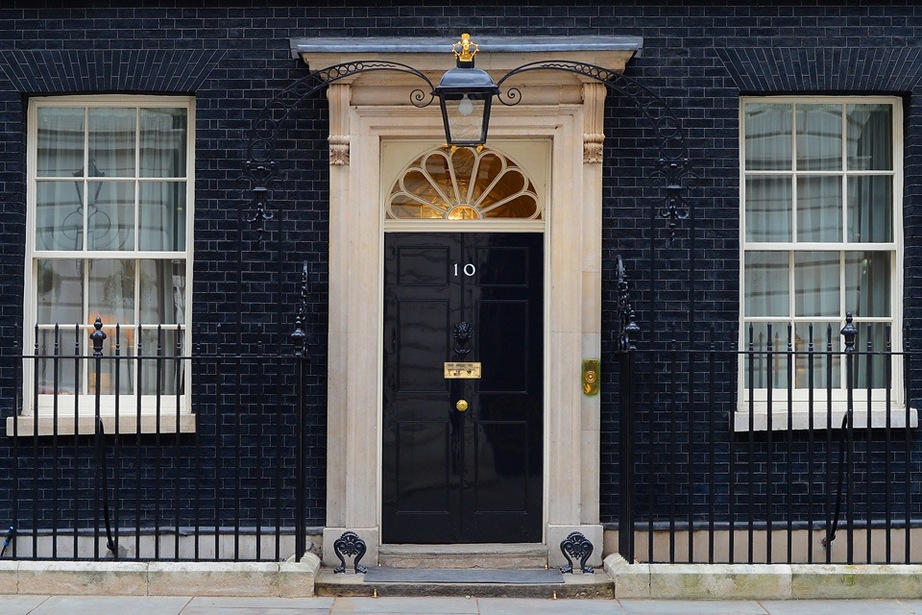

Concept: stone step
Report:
left=377, top=544, right=549, bottom=569
left=315, top=567, right=613, bottom=599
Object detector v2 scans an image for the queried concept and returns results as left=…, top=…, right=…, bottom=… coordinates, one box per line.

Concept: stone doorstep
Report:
left=314, top=567, right=613, bottom=599
left=604, top=555, right=922, bottom=600
left=377, top=543, right=549, bottom=569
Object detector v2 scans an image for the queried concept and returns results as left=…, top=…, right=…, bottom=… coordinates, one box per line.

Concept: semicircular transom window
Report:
left=387, top=146, right=542, bottom=220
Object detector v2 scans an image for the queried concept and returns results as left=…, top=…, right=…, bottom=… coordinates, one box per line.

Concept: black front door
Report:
left=382, top=232, right=543, bottom=544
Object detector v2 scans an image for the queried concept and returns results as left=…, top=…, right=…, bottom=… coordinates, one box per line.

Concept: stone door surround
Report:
left=290, top=35, right=642, bottom=568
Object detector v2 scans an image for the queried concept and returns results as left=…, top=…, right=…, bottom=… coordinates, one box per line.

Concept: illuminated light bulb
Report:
left=458, top=94, right=474, bottom=116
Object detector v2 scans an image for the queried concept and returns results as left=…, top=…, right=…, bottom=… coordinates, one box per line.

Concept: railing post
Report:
left=290, top=262, right=309, bottom=562
left=90, top=317, right=108, bottom=559
left=615, top=255, right=639, bottom=563
left=618, top=340, right=636, bottom=562
left=841, top=312, right=857, bottom=564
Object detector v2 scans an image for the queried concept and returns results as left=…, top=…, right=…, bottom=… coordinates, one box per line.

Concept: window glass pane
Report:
left=36, top=328, right=80, bottom=395
left=745, top=104, right=792, bottom=170
left=847, top=104, right=892, bottom=170
left=795, top=252, right=839, bottom=317
left=847, top=175, right=892, bottom=243
left=745, top=251, right=788, bottom=317
left=106, top=324, right=136, bottom=355
left=88, top=259, right=135, bottom=326
left=744, top=322, right=790, bottom=389
left=88, top=181, right=135, bottom=251
left=853, top=322, right=891, bottom=389
left=387, top=146, right=541, bottom=220
left=469, top=151, right=501, bottom=203
left=745, top=176, right=791, bottom=241
left=140, top=108, right=187, bottom=178
left=36, top=181, right=83, bottom=251
left=36, top=259, right=83, bottom=324
left=140, top=182, right=186, bottom=251
left=89, top=326, right=135, bottom=395
left=797, top=176, right=841, bottom=242
left=845, top=251, right=891, bottom=318
left=88, top=108, right=136, bottom=178
left=484, top=196, right=538, bottom=219
left=37, top=107, right=84, bottom=177
left=794, top=322, right=841, bottom=389
left=139, top=328, right=184, bottom=395
left=796, top=104, right=842, bottom=171
left=139, top=260, right=185, bottom=325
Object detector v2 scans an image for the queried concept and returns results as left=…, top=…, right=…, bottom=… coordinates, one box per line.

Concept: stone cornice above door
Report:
left=290, top=35, right=643, bottom=70
left=290, top=35, right=641, bottom=166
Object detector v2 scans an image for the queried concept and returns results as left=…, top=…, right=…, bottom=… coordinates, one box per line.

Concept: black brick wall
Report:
left=0, top=0, right=919, bottom=543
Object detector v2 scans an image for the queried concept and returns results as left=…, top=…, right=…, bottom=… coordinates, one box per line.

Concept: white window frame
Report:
left=10, top=94, right=195, bottom=436
left=736, top=95, right=915, bottom=431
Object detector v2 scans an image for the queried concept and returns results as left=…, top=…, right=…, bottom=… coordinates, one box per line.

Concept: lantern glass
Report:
left=440, top=94, right=492, bottom=147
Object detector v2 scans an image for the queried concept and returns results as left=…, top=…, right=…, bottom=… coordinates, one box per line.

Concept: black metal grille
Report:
left=2, top=321, right=315, bottom=562
left=615, top=319, right=920, bottom=565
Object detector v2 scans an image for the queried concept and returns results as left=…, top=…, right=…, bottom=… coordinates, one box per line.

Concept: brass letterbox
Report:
left=444, top=362, right=482, bottom=379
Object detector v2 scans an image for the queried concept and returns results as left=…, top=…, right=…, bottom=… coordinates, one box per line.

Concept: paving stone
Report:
left=0, top=596, right=51, bottom=615
left=182, top=596, right=333, bottom=614
left=30, top=596, right=190, bottom=615
left=619, top=599, right=768, bottom=615
left=478, top=597, right=625, bottom=614
left=329, top=596, right=479, bottom=613
left=758, top=600, right=914, bottom=615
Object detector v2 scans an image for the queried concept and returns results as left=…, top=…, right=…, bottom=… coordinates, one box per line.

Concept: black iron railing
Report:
left=3, top=313, right=920, bottom=565
left=1, top=319, right=314, bottom=562
left=616, top=315, right=921, bottom=564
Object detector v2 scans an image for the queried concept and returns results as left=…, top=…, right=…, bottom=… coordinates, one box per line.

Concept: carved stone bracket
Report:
left=327, top=84, right=351, bottom=165
left=582, top=83, right=607, bottom=164
left=329, top=135, right=350, bottom=165
left=559, top=531, right=595, bottom=574
left=332, top=531, right=368, bottom=574
left=583, top=134, right=604, bottom=164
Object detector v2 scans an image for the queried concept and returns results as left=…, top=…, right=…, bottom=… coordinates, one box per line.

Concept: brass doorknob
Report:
left=455, top=399, right=469, bottom=412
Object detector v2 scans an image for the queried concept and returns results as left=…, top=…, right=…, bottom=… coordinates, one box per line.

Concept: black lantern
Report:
left=433, top=33, right=499, bottom=147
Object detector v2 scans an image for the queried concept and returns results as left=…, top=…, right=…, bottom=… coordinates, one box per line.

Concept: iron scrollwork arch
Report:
left=242, top=57, right=691, bottom=240
left=495, top=60, right=692, bottom=241
left=240, top=61, right=436, bottom=235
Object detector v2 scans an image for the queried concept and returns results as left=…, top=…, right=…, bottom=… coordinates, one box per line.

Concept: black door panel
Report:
left=382, top=232, right=543, bottom=544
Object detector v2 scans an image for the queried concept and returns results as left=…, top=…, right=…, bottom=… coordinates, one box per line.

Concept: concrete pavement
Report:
left=3, top=596, right=922, bottom=615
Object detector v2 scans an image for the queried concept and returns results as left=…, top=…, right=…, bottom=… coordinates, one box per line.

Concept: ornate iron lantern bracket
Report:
left=240, top=61, right=436, bottom=237
left=243, top=43, right=692, bottom=242
left=495, top=60, right=693, bottom=242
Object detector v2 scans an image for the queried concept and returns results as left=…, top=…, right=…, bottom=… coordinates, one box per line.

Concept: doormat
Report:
left=363, top=567, right=565, bottom=584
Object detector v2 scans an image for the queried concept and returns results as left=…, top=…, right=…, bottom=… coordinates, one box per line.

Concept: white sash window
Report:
left=738, top=96, right=911, bottom=431
left=16, top=95, right=194, bottom=435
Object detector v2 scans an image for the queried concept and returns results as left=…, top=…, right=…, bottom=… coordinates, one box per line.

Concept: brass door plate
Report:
left=444, top=362, right=482, bottom=379
left=582, top=359, right=600, bottom=396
